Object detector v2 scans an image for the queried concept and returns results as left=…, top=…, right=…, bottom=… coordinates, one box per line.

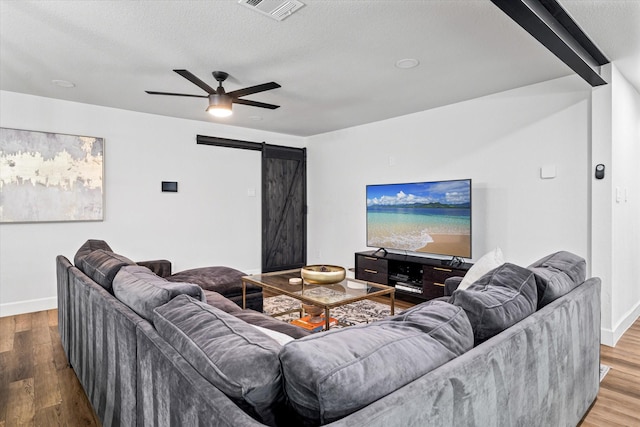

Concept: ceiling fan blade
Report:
left=227, top=82, right=281, bottom=99
left=234, top=98, right=280, bottom=110
left=173, top=69, right=216, bottom=94
left=145, top=91, right=208, bottom=98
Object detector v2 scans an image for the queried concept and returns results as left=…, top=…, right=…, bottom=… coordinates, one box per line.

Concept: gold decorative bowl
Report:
left=300, top=265, right=346, bottom=285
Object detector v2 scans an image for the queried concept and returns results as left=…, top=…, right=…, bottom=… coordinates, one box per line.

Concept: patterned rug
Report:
left=263, top=295, right=394, bottom=329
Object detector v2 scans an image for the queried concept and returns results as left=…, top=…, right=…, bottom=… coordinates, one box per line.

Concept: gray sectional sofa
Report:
left=56, top=240, right=601, bottom=426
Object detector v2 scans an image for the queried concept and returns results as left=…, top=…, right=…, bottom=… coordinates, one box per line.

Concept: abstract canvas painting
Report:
left=0, top=128, right=104, bottom=223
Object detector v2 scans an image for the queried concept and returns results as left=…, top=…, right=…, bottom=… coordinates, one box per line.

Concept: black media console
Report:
left=355, top=251, right=473, bottom=302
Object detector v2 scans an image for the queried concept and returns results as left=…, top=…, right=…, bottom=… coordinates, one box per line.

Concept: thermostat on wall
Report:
left=161, top=181, right=178, bottom=192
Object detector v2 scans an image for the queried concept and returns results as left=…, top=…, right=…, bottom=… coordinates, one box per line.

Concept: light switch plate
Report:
left=540, top=165, right=556, bottom=179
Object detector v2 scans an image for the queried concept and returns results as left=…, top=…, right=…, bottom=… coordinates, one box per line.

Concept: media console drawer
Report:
left=423, top=265, right=467, bottom=287
left=355, top=254, right=389, bottom=285
left=422, top=265, right=466, bottom=298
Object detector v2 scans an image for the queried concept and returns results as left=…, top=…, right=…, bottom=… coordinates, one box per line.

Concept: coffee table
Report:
left=241, top=269, right=395, bottom=331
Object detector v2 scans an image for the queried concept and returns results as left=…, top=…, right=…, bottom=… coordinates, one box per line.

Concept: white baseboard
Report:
left=601, top=301, right=640, bottom=347
left=601, top=328, right=615, bottom=347
left=0, top=297, right=57, bottom=318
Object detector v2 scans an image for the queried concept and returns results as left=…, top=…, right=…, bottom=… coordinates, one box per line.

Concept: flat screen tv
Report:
left=366, top=179, right=471, bottom=258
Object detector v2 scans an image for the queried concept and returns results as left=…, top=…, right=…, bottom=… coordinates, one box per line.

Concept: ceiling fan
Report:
left=146, top=69, right=280, bottom=117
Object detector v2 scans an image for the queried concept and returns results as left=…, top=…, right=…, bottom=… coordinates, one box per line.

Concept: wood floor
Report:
left=0, top=310, right=101, bottom=427
left=580, top=318, right=640, bottom=426
left=0, top=308, right=638, bottom=427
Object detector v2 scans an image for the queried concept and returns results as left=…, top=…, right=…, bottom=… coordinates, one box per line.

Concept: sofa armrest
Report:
left=444, top=276, right=463, bottom=296
left=137, top=259, right=172, bottom=278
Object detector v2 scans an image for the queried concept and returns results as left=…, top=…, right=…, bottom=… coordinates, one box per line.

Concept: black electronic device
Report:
left=162, top=181, right=178, bottom=192
left=595, top=164, right=605, bottom=179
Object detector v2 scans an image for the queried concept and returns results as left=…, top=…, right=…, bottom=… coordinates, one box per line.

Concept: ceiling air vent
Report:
left=239, top=0, right=305, bottom=21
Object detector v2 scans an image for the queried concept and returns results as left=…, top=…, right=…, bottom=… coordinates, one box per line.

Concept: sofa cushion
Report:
left=279, top=300, right=473, bottom=425
left=167, top=266, right=259, bottom=297
left=153, top=295, right=285, bottom=426
left=450, top=262, right=537, bottom=345
left=203, top=290, right=309, bottom=339
left=203, top=290, right=243, bottom=313
left=234, top=310, right=310, bottom=339
left=528, top=251, right=586, bottom=308
left=78, top=249, right=135, bottom=291
left=74, top=239, right=113, bottom=266
left=168, top=266, right=264, bottom=311
left=113, top=265, right=205, bottom=321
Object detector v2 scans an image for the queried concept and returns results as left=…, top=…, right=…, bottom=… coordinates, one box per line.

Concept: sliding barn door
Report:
left=262, top=144, right=307, bottom=272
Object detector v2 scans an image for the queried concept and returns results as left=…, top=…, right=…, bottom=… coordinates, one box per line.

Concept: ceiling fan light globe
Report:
left=207, top=107, right=233, bottom=117
left=207, top=94, right=233, bottom=117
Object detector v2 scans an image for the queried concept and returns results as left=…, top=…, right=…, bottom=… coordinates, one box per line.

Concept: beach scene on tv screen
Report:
left=367, top=180, right=471, bottom=258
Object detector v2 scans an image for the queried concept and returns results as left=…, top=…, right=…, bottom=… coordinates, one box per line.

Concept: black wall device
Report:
left=161, top=181, right=178, bottom=192
left=595, top=164, right=605, bottom=180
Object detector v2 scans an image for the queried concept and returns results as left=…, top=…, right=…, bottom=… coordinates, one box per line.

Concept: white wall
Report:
left=590, top=64, right=640, bottom=346
left=590, top=64, right=614, bottom=341
left=306, top=76, right=592, bottom=271
left=610, top=66, right=640, bottom=342
left=0, top=91, right=304, bottom=316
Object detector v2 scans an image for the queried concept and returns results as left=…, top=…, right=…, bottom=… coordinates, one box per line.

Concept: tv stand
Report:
left=355, top=251, right=473, bottom=302
left=372, top=247, right=388, bottom=256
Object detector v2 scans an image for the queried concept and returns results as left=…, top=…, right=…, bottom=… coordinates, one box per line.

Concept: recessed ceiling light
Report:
left=395, top=58, right=420, bottom=69
left=51, top=79, right=76, bottom=88
left=249, top=115, right=263, bottom=121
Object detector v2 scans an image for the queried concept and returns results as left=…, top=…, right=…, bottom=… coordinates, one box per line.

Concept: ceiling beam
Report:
left=490, top=0, right=609, bottom=87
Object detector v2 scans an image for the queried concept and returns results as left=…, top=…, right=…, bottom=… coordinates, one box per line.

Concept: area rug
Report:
left=263, top=295, right=395, bottom=329
left=600, top=364, right=610, bottom=382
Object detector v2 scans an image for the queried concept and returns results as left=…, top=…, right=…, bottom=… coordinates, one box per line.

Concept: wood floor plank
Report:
left=33, top=343, right=62, bottom=410
left=0, top=352, right=8, bottom=424
left=8, top=330, right=34, bottom=383
left=592, top=387, right=640, bottom=421
left=601, top=368, right=640, bottom=400
left=5, top=378, right=35, bottom=426
left=31, top=311, right=51, bottom=346
left=47, top=310, right=58, bottom=327
left=14, top=313, right=32, bottom=333
left=57, top=366, right=101, bottom=427
left=48, top=326, right=68, bottom=371
left=583, top=411, right=635, bottom=427
left=34, top=404, right=64, bottom=427
left=0, top=316, right=15, bottom=353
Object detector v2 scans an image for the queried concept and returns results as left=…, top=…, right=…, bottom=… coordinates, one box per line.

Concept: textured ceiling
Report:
left=1, top=0, right=638, bottom=137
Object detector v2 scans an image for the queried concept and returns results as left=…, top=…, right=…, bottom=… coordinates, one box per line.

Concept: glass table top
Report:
left=242, top=269, right=394, bottom=308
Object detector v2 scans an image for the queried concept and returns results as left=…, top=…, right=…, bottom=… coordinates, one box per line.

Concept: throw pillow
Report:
left=73, top=239, right=113, bottom=267
left=78, top=249, right=135, bottom=291
left=153, top=295, right=286, bottom=426
left=113, top=265, right=205, bottom=321
left=279, top=300, right=474, bottom=425
left=450, top=262, right=537, bottom=345
left=458, top=247, right=505, bottom=290
left=528, top=251, right=586, bottom=308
